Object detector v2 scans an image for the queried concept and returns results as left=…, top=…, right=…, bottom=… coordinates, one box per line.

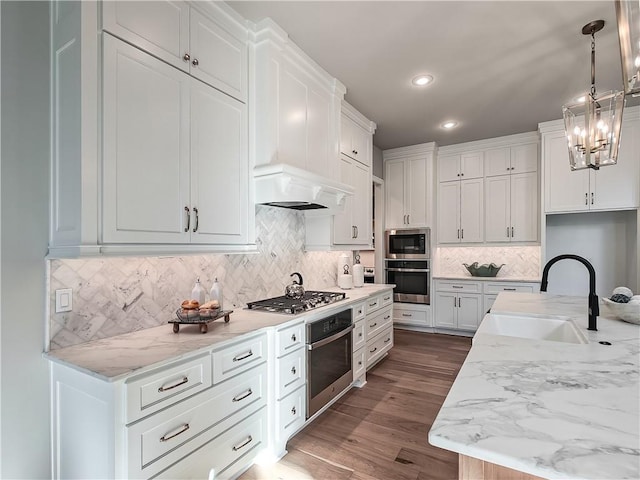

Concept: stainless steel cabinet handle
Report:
left=585, top=192, right=588, bottom=205
left=370, top=347, right=377, bottom=353
left=192, top=58, right=199, bottom=67
left=291, top=406, right=297, bottom=415
left=452, top=285, right=463, bottom=289
left=158, top=376, right=188, bottom=393
left=369, top=302, right=377, bottom=307
left=192, top=207, right=199, bottom=233
left=507, top=227, right=510, bottom=238
left=232, top=388, right=253, bottom=402
left=384, top=315, right=390, bottom=320
left=232, top=435, right=253, bottom=451
left=461, top=229, right=464, bottom=239
left=384, top=337, right=391, bottom=343
left=458, top=297, right=461, bottom=307
left=383, top=296, right=391, bottom=301
left=183, top=53, right=190, bottom=62
left=184, top=206, right=190, bottom=232
left=356, top=226, right=359, bottom=238
left=291, top=333, right=296, bottom=342
left=160, top=423, right=190, bottom=442
left=370, top=322, right=377, bottom=328
left=407, top=215, right=410, bottom=224
left=291, top=366, right=297, bottom=375
left=591, top=192, right=594, bottom=205
left=457, top=229, right=460, bottom=239
left=233, top=350, right=253, bottom=362
left=503, top=288, right=516, bottom=291
left=402, top=313, right=412, bottom=317
left=511, top=226, right=514, bottom=237
left=454, top=297, right=456, bottom=307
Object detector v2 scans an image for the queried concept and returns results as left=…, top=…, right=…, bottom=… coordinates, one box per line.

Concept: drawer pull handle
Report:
left=158, top=376, right=189, bottom=393
left=291, top=333, right=297, bottom=342
left=370, top=347, right=377, bottom=353
left=233, top=350, right=253, bottom=362
left=232, top=435, right=253, bottom=452
left=384, top=315, right=390, bottom=320
left=503, top=288, right=516, bottom=291
left=452, top=285, right=463, bottom=289
left=291, top=366, right=297, bottom=375
left=384, top=337, right=391, bottom=343
left=291, top=406, right=297, bottom=416
left=232, top=388, right=253, bottom=402
left=370, top=322, right=377, bottom=328
left=160, top=423, right=190, bottom=442
left=369, top=302, right=377, bottom=307
left=402, top=313, right=412, bottom=317
left=383, top=296, right=390, bottom=301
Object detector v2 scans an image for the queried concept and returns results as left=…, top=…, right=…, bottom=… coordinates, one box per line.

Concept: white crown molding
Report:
left=342, top=101, right=377, bottom=134
left=382, top=142, right=438, bottom=160
left=437, top=131, right=539, bottom=156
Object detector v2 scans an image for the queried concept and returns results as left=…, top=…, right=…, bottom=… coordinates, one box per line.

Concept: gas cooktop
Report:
left=247, top=291, right=346, bottom=314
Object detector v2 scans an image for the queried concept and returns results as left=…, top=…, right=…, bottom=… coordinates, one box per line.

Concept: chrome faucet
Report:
left=540, top=254, right=599, bottom=331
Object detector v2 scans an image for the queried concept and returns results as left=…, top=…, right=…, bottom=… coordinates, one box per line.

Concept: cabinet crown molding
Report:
left=342, top=101, right=377, bottom=134
left=382, top=142, right=437, bottom=160
left=437, top=131, right=539, bottom=156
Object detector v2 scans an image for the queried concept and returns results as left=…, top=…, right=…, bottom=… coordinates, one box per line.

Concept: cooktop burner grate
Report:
left=247, top=291, right=346, bottom=314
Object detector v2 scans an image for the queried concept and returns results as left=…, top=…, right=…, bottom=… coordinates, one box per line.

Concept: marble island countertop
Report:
left=428, top=292, right=640, bottom=480
left=45, top=284, right=394, bottom=382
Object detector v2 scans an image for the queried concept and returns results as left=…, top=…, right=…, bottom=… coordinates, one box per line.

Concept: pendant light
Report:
left=562, top=20, right=626, bottom=171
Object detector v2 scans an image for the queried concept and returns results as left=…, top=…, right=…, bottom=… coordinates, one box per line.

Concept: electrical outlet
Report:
left=55, top=288, right=73, bottom=313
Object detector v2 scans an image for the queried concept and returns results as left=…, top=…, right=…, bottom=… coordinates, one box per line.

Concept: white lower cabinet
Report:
left=367, top=326, right=393, bottom=367
left=393, top=303, right=432, bottom=328
left=434, top=279, right=540, bottom=333
left=364, top=289, right=394, bottom=370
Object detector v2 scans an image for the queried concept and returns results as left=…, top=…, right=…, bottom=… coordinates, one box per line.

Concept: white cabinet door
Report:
left=189, top=8, right=246, bottom=102
left=438, top=154, right=460, bottom=182
left=511, top=143, right=538, bottom=174
left=484, top=175, right=510, bottom=242
left=544, top=131, right=591, bottom=213
left=406, top=156, right=428, bottom=227
left=591, top=121, right=640, bottom=211
left=340, top=114, right=353, bottom=157
left=351, top=123, right=371, bottom=167
left=307, top=88, right=332, bottom=176
left=457, top=294, right=482, bottom=331
left=102, top=0, right=190, bottom=73
left=334, top=157, right=355, bottom=244
left=190, top=79, right=247, bottom=244
left=385, top=159, right=407, bottom=229
left=484, top=147, right=510, bottom=177
left=434, top=292, right=457, bottom=328
left=102, top=34, right=190, bottom=244
left=510, top=172, right=538, bottom=242
left=460, top=151, right=484, bottom=179
left=438, top=182, right=460, bottom=243
left=460, top=178, right=484, bottom=243
left=352, top=160, right=372, bottom=243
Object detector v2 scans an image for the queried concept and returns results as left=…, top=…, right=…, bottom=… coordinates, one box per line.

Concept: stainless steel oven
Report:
left=385, top=259, right=431, bottom=304
left=306, top=309, right=353, bottom=419
left=385, top=228, right=430, bottom=259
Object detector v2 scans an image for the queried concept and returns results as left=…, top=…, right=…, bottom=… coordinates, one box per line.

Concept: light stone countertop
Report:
left=433, top=275, right=541, bottom=283
left=428, top=292, right=640, bottom=480
left=44, top=284, right=394, bottom=382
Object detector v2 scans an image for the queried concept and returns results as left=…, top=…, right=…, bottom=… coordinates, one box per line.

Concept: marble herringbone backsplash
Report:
left=434, top=246, right=541, bottom=279
left=49, top=206, right=349, bottom=349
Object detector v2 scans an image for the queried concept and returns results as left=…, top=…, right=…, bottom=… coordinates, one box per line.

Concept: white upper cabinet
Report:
left=253, top=20, right=344, bottom=179
left=485, top=143, right=537, bottom=177
left=383, top=143, right=435, bottom=230
left=102, top=1, right=247, bottom=102
left=541, top=109, right=640, bottom=214
left=333, top=156, right=372, bottom=245
left=438, top=152, right=484, bottom=182
left=341, top=113, right=372, bottom=167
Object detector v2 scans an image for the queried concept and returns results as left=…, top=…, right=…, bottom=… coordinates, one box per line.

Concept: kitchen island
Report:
left=428, top=292, right=640, bottom=480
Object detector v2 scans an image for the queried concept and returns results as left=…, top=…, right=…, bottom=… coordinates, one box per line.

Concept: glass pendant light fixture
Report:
left=562, top=20, right=626, bottom=171
left=615, top=0, right=640, bottom=96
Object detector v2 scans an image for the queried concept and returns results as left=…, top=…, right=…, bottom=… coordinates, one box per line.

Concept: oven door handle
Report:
left=385, top=268, right=430, bottom=273
left=308, top=325, right=354, bottom=350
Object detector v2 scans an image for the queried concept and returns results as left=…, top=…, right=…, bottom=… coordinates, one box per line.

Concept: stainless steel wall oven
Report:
left=306, top=309, right=353, bottom=418
left=385, top=259, right=431, bottom=304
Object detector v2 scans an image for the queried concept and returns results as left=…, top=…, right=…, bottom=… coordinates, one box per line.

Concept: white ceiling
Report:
left=227, top=0, right=637, bottom=150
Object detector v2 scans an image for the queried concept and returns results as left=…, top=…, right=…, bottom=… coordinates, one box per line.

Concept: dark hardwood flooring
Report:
left=239, top=330, right=472, bottom=480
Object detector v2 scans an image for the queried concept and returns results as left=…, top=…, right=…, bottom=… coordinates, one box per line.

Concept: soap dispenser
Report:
left=191, top=278, right=206, bottom=305
left=210, top=278, right=223, bottom=310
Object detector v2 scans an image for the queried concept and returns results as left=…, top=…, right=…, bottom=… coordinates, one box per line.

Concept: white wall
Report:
left=372, top=144, right=383, bottom=179
left=0, top=2, right=51, bottom=477
left=545, top=211, right=637, bottom=298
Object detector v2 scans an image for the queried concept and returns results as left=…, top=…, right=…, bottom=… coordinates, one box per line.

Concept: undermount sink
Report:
left=476, top=313, right=588, bottom=344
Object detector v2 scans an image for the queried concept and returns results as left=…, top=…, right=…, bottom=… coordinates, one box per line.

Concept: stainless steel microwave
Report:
left=385, top=228, right=430, bottom=259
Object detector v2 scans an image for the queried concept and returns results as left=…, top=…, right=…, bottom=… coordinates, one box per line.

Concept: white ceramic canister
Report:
left=353, top=254, right=364, bottom=288
left=338, top=264, right=353, bottom=289
left=338, top=253, right=351, bottom=278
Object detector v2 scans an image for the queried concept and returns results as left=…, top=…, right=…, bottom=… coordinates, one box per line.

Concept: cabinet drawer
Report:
left=352, top=302, right=366, bottom=322
left=484, top=282, right=538, bottom=294
left=276, top=385, right=305, bottom=444
left=380, top=291, right=393, bottom=307
left=436, top=280, right=482, bottom=293
left=126, top=354, right=212, bottom=424
left=275, top=321, right=305, bottom=358
left=353, top=319, right=366, bottom=351
left=275, top=348, right=305, bottom=400
left=366, top=306, right=393, bottom=340
left=366, top=326, right=393, bottom=367
left=364, top=296, right=381, bottom=314
left=394, top=308, right=427, bottom=323
left=353, top=348, right=366, bottom=380
left=128, top=363, right=266, bottom=475
left=212, top=333, right=267, bottom=384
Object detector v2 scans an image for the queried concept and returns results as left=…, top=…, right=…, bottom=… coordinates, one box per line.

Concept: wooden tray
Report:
left=169, top=309, right=233, bottom=333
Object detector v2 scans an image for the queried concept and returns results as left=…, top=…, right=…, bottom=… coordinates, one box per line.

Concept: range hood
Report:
left=254, top=163, right=354, bottom=215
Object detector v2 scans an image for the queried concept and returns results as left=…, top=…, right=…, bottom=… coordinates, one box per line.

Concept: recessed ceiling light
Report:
left=412, top=75, right=433, bottom=86
left=441, top=121, right=458, bottom=129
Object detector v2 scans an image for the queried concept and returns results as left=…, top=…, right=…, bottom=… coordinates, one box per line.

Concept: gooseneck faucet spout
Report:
left=540, top=254, right=599, bottom=331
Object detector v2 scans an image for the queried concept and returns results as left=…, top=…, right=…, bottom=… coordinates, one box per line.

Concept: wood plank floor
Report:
left=239, top=330, right=472, bottom=480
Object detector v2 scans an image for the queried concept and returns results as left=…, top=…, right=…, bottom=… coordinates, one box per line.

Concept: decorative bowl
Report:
left=602, top=298, right=640, bottom=325
left=463, top=262, right=505, bottom=277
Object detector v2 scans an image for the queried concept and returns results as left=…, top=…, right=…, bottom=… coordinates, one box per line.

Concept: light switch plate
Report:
left=55, top=288, right=73, bottom=313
